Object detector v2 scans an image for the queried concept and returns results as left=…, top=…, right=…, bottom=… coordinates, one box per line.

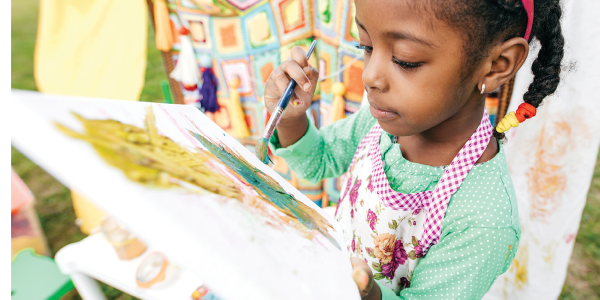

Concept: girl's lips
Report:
left=369, top=103, right=397, bottom=120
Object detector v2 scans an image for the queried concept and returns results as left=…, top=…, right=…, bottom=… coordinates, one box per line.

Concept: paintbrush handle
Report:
left=261, top=40, right=317, bottom=140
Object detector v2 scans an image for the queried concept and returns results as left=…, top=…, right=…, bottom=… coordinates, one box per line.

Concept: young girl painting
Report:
left=264, top=0, right=564, bottom=299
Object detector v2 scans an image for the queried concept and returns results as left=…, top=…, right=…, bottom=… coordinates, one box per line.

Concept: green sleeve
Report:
left=379, top=227, right=518, bottom=300
left=269, top=105, right=376, bottom=183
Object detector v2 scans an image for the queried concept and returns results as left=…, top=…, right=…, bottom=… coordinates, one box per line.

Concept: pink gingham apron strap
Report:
left=420, top=109, right=493, bottom=255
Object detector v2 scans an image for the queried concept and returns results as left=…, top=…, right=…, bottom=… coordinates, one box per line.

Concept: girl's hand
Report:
left=351, top=257, right=381, bottom=300
left=263, top=46, right=319, bottom=125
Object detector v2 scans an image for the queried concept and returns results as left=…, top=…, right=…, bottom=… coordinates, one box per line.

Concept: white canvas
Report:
left=10, top=90, right=360, bottom=300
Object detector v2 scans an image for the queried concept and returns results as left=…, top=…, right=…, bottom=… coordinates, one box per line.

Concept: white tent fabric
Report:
left=483, top=0, right=600, bottom=299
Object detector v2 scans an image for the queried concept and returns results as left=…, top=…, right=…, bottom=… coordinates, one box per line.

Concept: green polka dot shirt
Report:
left=270, top=105, right=521, bottom=299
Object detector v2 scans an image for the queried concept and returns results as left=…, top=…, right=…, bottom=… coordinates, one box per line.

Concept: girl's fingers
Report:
left=290, top=46, right=310, bottom=69
left=350, top=257, right=373, bottom=297
left=269, top=68, right=292, bottom=96
left=279, top=59, right=312, bottom=92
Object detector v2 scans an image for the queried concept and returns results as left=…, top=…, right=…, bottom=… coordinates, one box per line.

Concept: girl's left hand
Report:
left=351, top=257, right=381, bottom=300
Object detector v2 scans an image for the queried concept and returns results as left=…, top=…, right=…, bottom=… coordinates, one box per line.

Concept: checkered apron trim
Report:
left=348, top=108, right=493, bottom=255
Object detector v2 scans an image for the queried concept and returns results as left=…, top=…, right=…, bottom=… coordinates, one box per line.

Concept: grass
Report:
left=10, top=1, right=600, bottom=299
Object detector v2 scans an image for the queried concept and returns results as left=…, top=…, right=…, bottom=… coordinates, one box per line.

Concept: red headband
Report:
left=522, top=0, right=534, bottom=41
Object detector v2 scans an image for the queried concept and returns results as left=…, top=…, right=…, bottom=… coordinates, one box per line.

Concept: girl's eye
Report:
left=392, top=57, right=422, bottom=70
left=355, top=44, right=373, bottom=54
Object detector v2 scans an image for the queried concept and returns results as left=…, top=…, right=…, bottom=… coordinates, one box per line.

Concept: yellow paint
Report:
left=509, top=244, right=528, bottom=289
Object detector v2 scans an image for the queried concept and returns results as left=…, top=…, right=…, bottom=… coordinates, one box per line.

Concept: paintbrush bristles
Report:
left=255, top=138, right=269, bottom=165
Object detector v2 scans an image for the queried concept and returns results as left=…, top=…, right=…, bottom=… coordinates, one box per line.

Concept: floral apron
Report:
left=335, top=109, right=493, bottom=293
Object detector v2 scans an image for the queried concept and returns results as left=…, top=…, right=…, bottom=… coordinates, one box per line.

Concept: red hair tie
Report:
left=515, top=103, right=537, bottom=122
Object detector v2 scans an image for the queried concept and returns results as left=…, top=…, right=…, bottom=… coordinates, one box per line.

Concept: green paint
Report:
left=190, top=130, right=341, bottom=250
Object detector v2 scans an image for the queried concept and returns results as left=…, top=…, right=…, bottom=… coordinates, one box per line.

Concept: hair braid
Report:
left=522, top=1, right=565, bottom=108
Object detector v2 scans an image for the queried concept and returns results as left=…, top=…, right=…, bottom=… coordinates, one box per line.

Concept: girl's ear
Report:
left=480, top=37, right=529, bottom=92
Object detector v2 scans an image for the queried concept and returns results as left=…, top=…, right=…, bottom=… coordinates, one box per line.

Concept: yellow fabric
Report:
left=34, top=0, right=147, bottom=101
left=34, top=0, right=148, bottom=234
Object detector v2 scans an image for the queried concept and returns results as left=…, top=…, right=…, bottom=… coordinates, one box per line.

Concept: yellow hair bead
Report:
left=506, top=112, right=520, bottom=127
left=496, top=111, right=519, bottom=133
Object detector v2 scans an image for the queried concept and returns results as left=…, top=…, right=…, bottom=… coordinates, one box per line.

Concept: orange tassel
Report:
left=154, top=0, right=174, bottom=52
left=331, top=82, right=346, bottom=122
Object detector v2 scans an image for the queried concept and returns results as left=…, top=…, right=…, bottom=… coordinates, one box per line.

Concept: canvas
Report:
left=11, top=90, right=360, bottom=300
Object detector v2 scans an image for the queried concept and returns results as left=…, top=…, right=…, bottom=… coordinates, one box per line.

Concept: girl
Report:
left=264, top=0, right=564, bottom=299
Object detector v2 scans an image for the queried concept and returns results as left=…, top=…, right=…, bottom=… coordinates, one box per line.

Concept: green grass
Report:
left=10, top=0, right=600, bottom=299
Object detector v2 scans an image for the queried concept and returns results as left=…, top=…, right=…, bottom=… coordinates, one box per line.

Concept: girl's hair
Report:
left=432, top=0, right=565, bottom=140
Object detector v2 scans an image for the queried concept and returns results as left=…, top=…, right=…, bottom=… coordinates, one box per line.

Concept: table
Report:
left=55, top=233, right=203, bottom=300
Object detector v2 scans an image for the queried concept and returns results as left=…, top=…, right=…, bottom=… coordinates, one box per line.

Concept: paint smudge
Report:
left=187, top=125, right=340, bottom=250
left=527, top=119, right=570, bottom=220
left=509, top=244, right=528, bottom=290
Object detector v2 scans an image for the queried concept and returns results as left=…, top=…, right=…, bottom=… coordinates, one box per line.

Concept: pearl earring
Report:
left=480, top=84, right=486, bottom=94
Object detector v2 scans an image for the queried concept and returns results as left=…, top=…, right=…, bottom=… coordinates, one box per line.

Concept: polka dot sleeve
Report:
left=379, top=227, right=518, bottom=300
left=269, top=105, right=376, bottom=182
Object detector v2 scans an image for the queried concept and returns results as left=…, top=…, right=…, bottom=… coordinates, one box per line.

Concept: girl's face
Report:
left=355, top=0, right=481, bottom=137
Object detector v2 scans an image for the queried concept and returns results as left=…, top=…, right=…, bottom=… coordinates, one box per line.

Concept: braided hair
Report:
left=431, top=0, right=565, bottom=140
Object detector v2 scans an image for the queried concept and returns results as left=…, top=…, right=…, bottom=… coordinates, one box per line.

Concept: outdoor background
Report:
left=10, top=0, right=600, bottom=299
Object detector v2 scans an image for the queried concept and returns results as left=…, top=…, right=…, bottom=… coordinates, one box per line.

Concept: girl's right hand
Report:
left=263, top=46, right=319, bottom=125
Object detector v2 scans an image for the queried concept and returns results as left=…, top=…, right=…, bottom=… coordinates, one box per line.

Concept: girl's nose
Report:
left=362, top=51, right=389, bottom=93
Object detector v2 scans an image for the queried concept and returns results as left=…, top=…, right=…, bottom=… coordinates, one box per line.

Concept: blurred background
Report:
left=11, top=0, right=600, bottom=299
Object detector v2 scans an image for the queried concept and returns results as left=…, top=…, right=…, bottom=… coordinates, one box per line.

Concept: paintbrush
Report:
left=255, top=40, right=318, bottom=165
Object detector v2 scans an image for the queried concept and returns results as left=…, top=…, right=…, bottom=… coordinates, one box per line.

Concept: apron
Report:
left=335, top=108, right=493, bottom=293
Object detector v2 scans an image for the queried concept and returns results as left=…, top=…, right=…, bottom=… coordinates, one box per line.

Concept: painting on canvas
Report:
left=10, top=90, right=359, bottom=300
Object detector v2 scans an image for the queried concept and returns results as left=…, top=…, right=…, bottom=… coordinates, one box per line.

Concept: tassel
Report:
left=169, top=26, right=199, bottom=91
left=154, top=0, right=174, bottom=52
left=331, top=82, right=346, bottom=122
left=198, top=54, right=219, bottom=113
left=228, top=76, right=251, bottom=139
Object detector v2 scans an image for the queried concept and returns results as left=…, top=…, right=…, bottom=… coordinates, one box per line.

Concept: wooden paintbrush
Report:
left=255, top=40, right=317, bottom=165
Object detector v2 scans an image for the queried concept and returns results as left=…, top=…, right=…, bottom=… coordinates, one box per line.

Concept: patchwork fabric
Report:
left=337, top=48, right=364, bottom=112
left=316, top=40, right=338, bottom=96
left=179, top=12, right=213, bottom=51
left=241, top=3, right=280, bottom=55
left=225, top=0, right=265, bottom=11
left=211, top=17, right=247, bottom=58
left=211, top=57, right=229, bottom=97
left=339, top=0, right=359, bottom=49
left=175, top=0, right=238, bottom=17
left=250, top=49, right=280, bottom=97
left=241, top=101, right=265, bottom=137
left=219, top=57, right=256, bottom=101
left=313, top=0, right=343, bottom=46
left=270, top=0, right=313, bottom=44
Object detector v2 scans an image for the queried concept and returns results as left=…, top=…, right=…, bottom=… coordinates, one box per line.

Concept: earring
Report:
left=480, top=84, right=486, bottom=94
